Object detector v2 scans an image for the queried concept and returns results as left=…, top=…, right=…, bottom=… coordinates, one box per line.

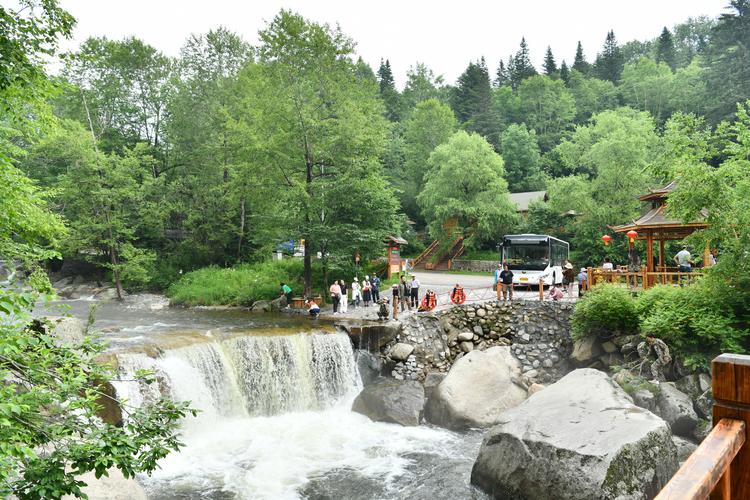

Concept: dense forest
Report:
left=4, top=1, right=750, bottom=297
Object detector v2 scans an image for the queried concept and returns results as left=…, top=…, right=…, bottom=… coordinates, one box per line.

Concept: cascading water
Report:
left=110, top=326, right=483, bottom=500
left=115, top=332, right=360, bottom=421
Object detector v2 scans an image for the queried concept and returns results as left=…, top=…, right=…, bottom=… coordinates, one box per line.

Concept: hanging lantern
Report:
left=626, top=230, right=638, bottom=244
left=601, top=234, right=612, bottom=246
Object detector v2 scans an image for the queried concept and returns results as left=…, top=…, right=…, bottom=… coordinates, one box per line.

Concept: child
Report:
left=548, top=284, right=564, bottom=301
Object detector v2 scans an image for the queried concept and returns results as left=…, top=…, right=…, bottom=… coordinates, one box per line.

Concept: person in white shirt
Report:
left=602, top=257, right=614, bottom=271
left=410, top=276, right=420, bottom=308
left=350, top=278, right=361, bottom=308
left=673, top=246, right=694, bottom=272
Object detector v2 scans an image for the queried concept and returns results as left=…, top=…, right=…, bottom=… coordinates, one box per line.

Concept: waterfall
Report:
left=114, top=332, right=360, bottom=420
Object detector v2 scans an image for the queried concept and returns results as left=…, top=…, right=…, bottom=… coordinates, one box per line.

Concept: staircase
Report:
left=412, top=236, right=465, bottom=271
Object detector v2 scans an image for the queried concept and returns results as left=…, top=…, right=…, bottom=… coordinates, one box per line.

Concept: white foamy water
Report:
left=114, top=331, right=485, bottom=500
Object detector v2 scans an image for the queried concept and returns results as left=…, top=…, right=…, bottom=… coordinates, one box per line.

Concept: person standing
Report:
left=362, top=276, right=372, bottom=307
left=371, top=274, right=381, bottom=302
left=563, top=261, right=575, bottom=296
left=577, top=268, right=588, bottom=297
left=399, top=276, right=410, bottom=311
left=410, top=275, right=420, bottom=308
left=673, top=245, right=693, bottom=273
left=351, top=277, right=361, bottom=309
left=338, top=279, right=348, bottom=313
left=280, top=283, right=293, bottom=308
left=329, top=281, right=342, bottom=314
left=499, top=263, right=514, bottom=302
left=391, top=283, right=400, bottom=320
left=493, top=264, right=502, bottom=300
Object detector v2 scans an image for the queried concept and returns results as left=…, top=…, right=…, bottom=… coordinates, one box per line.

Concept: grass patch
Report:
left=455, top=249, right=500, bottom=261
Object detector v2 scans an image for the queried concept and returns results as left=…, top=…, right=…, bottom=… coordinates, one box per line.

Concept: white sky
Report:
left=57, top=0, right=729, bottom=88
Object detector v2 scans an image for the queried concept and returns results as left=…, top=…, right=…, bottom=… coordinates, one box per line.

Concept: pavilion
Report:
left=611, top=181, right=708, bottom=284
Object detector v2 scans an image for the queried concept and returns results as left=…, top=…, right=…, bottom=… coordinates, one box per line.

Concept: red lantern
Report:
left=601, top=234, right=612, bottom=246
left=626, top=230, right=638, bottom=244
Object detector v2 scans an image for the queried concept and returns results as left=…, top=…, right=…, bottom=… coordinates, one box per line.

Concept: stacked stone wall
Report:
left=380, top=301, right=573, bottom=385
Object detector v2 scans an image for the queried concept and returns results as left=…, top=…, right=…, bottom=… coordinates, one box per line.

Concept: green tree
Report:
left=495, top=59, right=510, bottom=87
left=559, top=60, right=570, bottom=84
left=401, top=99, right=457, bottom=224
left=704, top=0, right=750, bottom=123
left=417, top=131, right=517, bottom=244
left=567, top=70, right=618, bottom=123
left=500, top=123, right=545, bottom=192
left=354, top=56, right=376, bottom=82
left=451, top=58, right=499, bottom=147
left=673, top=16, right=715, bottom=68
left=232, top=11, right=400, bottom=294
left=378, top=58, right=403, bottom=121
left=543, top=46, right=558, bottom=77
left=670, top=61, right=707, bottom=116
left=165, top=27, right=252, bottom=266
left=619, top=57, right=674, bottom=122
left=594, top=30, right=624, bottom=83
left=518, top=75, right=576, bottom=150
left=509, top=37, right=537, bottom=89
left=656, top=27, right=677, bottom=71
left=572, top=41, right=590, bottom=75
left=401, top=62, right=446, bottom=110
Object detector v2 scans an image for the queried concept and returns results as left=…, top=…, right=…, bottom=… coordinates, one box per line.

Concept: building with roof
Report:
left=508, top=191, right=548, bottom=217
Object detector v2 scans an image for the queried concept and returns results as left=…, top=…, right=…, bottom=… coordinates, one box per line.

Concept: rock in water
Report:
left=355, top=350, right=382, bottom=386
left=424, top=346, right=526, bottom=431
left=471, top=369, right=677, bottom=500
left=352, top=378, right=425, bottom=426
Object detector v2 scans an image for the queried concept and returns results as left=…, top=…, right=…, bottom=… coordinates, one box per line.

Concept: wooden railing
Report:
left=412, top=239, right=439, bottom=269
left=656, top=353, right=750, bottom=499
left=586, top=267, right=704, bottom=290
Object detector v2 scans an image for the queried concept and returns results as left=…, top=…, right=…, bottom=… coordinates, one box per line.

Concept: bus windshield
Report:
left=504, top=243, right=549, bottom=271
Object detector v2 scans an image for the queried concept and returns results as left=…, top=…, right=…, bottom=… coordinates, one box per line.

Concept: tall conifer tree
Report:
left=451, top=59, right=499, bottom=147
left=656, top=27, right=677, bottom=71
left=543, top=46, right=558, bottom=77
left=495, top=59, right=509, bottom=87
left=559, top=60, right=570, bottom=84
left=572, top=41, right=590, bottom=74
left=594, top=30, right=624, bottom=83
left=377, top=58, right=403, bottom=121
left=510, top=37, right=537, bottom=89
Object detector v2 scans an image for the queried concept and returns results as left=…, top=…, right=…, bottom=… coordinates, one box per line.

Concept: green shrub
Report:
left=168, top=260, right=310, bottom=306
left=571, top=284, right=639, bottom=341
left=639, top=282, right=747, bottom=371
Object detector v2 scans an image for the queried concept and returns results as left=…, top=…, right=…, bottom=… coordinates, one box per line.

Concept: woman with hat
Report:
left=351, top=277, right=362, bottom=309
left=563, top=260, right=575, bottom=296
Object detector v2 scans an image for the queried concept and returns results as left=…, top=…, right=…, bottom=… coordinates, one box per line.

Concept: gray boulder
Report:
left=570, top=336, right=602, bottom=365
left=631, top=389, right=657, bottom=413
left=425, top=346, right=526, bottom=431
left=251, top=300, right=272, bottom=312
left=389, top=343, right=414, bottom=362
left=423, top=372, right=446, bottom=401
left=47, top=317, right=86, bottom=346
left=351, top=378, right=425, bottom=426
left=457, top=331, right=474, bottom=341
left=471, top=369, right=677, bottom=500
left=656, top=382, right=699, bottom=437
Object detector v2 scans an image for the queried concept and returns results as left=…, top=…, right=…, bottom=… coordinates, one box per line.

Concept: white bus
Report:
left=501, top=234, right=569, bottom=287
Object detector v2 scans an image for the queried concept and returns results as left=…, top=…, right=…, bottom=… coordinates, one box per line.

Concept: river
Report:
left=47, top=295, right=486, bottom=500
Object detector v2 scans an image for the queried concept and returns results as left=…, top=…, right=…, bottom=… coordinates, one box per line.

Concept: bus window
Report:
left=504, top=243, right=549, bottom=271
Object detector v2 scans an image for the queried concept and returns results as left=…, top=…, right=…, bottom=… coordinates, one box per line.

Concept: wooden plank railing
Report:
left=656, top=353, right=750, bottom=499
left=586, top=267, right=704, bottom=290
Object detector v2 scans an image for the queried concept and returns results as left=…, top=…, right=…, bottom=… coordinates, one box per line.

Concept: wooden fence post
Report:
left=539, top=278, right=544, bottom=301
left=711, top=354, right=750, bottom=498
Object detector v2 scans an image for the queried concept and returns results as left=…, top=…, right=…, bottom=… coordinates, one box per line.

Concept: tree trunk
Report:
left=303, top=237, right=312, bottom=297
left=109, top=246, right=124, bottom=300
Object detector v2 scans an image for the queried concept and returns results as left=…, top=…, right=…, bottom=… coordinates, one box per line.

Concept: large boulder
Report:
left=656, top=382, right=699, bottom=437
left=424, top=346, right=526, bottom=431
left=471, top=369, right=677, bottom=500
left=570, top=336, right=602, bottom=365
left=355, top=351, right=382, bottom=386
left=351, top=378, right=425, bottom=426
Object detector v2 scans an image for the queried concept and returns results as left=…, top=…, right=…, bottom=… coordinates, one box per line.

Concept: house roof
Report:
left=639, top=180, right=678, bottom=202
left=508, top=191, right=548, bottom=212
left=385, top=235, right=408, bottom=245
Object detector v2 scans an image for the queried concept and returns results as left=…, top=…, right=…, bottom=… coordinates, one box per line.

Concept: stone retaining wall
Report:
left=450, top=259, right=501, bottom=273
left=376, top=301, right=574, bottom=385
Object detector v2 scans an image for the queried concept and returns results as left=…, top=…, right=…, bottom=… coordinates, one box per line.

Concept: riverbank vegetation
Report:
left=1, top=3, right=194, bottom=497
